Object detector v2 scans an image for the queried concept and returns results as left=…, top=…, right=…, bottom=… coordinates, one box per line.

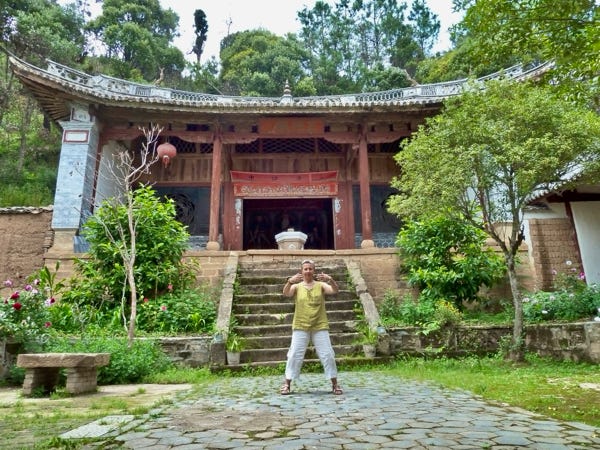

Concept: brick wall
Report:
left=0, top=207, right=52, bottom=290
left=528, top=218, right=582, bottom=290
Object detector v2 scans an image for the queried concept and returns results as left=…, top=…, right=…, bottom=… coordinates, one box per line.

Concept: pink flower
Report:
left=143, top=297, right=149, bottom=303
left=551, top=269, right=557, bottom=276
left=44, top=322, right=52, bottom=328
left=579, top=272, right=585, bottom=280
left=160, top=305, right=167, bottom=312
left=24, top=284, right=33, bottom=291
left=167, top=284, right=173, bottom=292
left=44, top=298, right=55, bottom=307
left=12, top=302, right=22, bottom=311
left=3, top=280, right=13, bottom=288
left=33, top=279, right=40, bottom=285
left=10, top=291, right=20, bottom=300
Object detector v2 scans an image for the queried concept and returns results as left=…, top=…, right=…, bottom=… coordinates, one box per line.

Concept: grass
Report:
left=0, top=355, right=598, bottom=449
left=385, top=354, right=600, bottom=428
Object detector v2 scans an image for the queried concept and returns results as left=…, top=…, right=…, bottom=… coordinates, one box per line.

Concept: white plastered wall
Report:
left=94, top=142, right=127, bottom=208
left=570, top=202, right=600, bottom=285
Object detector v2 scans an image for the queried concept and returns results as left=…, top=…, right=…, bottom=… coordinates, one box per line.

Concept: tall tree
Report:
left=191, top=9, right=208, bottom=64
left=219, top=30, right=312, bottom=96
left=86, top=0, right=185, bottom=82
left=408, top=0, right=440, bottom=55
left=455, top=0, right=599, bottom=102
left=388, top=80, right=600, bottom=361
left=298, top=0, right=418, bottom=93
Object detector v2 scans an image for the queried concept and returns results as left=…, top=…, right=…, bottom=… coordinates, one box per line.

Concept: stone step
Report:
left=239, top=344, right=362, bottom=364
left=242, top=333, right=360, bottom=349
left=233, top=299, right=357, bottom=315
left=237, top=320, right=357, bottom=337
left=213, top=356, right=395, bottom=372
left=235, top=310, right=358, bottom=326
left=234, top=289, right=356, bottom=301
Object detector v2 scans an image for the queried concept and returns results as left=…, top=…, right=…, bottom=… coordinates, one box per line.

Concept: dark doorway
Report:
left=243, top=198, right=333, bottom=250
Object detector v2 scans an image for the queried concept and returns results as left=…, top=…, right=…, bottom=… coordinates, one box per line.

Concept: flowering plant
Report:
left=1, top=266, right=60, bottom=346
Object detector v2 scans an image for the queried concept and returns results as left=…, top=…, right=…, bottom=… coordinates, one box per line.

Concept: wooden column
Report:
left=358, top=128, right=374, bottom=247
left=207, top=131, right=222, bottom=250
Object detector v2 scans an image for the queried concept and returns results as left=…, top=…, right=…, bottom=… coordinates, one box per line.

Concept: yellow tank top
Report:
left=292, top=282, right=329, bottom=331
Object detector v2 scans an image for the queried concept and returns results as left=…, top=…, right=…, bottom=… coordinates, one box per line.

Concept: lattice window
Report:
left=169, top=136, right=196, bottom=154
left=368, top=143, right=377, bottom=153
left=380, top=140, right=401, bottom=153
left=198, top=143, right=213, bottom=154
left=263, top=138, right=315, bottom=153
left=236, top=140, right=260, bottom=153
left=318, top=138, right=342, bottom=153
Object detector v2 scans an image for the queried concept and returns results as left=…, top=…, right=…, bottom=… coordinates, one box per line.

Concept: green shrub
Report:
left=136, top=287, right=217, bottom=334
left=396, top=216, right=505, bottom=309
left=78, top=185, right=191, bottom=302
left=45, top=335, right=173, bottom=384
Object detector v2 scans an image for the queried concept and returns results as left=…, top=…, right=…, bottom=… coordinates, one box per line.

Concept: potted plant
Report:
left=358, top=323, right=379, bottom=359
left=225, top=330, right=245, bottom=365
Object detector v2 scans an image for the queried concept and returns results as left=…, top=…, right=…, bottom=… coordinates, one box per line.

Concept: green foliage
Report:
left=85, top=0, right=185, bottom=82
left=378, top=290, right=436, bottom=327
left=459, top=0, right=599, bottom=102
left=45, top=334, right=173, bottom=385
left=136, top=287, right=217, bottom=334
left=226, top=330, right=245, bottom=353
left=396, top=216, right=505, bottom=308
left=78, top=186, right=190, bottom=302
left=219, top=30, right=312, bottom=96
left=523, top=271, right=600, bottom=323
left=0, top=263, right=65, bottom=348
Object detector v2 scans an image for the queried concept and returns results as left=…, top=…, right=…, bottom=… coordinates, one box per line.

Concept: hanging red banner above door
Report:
left=230, top=171, right=338, bottom=198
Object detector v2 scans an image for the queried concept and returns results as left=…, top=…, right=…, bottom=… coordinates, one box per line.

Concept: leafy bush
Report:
left=523, top=286, right=600, bottom=323
left=45, top=334, right=173, bottom=384
left=77, top=186, right=191, bottom=303
left=136, top=287, right=217, bottom=334
left=396, top=216, right=505, bottom=309
left=379, top=290, right=436, bottom=327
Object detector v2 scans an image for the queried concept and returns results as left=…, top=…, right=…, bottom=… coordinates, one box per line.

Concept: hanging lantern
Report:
left=156, top=141, right=176, bottom=168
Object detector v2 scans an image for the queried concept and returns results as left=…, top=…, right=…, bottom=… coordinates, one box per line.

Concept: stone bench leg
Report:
left=66, top=367, right=99, bottom=394
left=22, top=368, right=60, bottom=395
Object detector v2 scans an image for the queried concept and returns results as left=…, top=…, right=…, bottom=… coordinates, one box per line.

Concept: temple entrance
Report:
left=243, top=198, right=333, bottom=250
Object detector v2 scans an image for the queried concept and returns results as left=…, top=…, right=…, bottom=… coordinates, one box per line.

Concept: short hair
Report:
left=301, top=259, right=315, bottom=268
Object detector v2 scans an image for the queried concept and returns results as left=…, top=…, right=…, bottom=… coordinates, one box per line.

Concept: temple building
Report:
left=9, top=55, right=554, bottom=260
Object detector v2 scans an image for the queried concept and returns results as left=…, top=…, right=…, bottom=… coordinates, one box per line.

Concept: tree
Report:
left=85, top=0, right=185, bottom=82
left=408, top=0, right=440, bottom=56
left=388, top=80, right=600, bottom=360
left=455, top=0, right=599, bottom=103
left=191, top=9, right=208, bottom=64
left=298, top=0, right=420, bottom=92
left=80, top=126, right=189, bottom=346
left=219, top=30, right=312, bottom=96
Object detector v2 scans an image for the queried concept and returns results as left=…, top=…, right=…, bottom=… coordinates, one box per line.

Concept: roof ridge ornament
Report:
left=281, top=80, right=293, bottom=105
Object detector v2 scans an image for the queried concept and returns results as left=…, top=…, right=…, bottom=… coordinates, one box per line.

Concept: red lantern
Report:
left=157, top=142, right=176, bottom=167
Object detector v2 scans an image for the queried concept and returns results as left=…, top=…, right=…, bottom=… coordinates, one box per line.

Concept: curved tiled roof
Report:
left=9, top=55, right=552, bottom=121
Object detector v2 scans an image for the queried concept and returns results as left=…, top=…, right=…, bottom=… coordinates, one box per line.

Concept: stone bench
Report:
left=17, top=353, right=110, bottom=395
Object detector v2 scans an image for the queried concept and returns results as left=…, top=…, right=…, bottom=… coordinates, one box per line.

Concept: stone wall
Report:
left=388, top=321, right=600, bottom=364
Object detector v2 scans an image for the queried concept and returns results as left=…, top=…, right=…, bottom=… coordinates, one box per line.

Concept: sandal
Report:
left=280, top=384, right=291, bottom=395
left=332, top=385, right=343, bottom=395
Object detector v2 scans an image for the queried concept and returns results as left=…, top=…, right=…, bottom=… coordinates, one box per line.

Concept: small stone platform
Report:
left=17, top=353, right=110, bottom=395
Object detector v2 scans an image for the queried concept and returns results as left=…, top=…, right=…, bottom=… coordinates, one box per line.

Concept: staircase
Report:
left=230, top=259, right=363, bottom=367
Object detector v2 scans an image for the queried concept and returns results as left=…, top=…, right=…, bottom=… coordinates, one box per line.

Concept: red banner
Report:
left=231, top=171, right=338, bottom=198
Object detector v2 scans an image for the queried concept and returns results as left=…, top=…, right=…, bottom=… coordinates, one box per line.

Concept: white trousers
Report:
left=285, top=329, right=338, bottom=381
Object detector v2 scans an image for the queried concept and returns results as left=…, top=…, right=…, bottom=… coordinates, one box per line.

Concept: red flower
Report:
left=12, top=302, right=22, bottom=311
left=44, top=322, right=52, bottom=328
left=10, top=291, right=20, bottom=300
left=143, top=297, right=149, bottom=303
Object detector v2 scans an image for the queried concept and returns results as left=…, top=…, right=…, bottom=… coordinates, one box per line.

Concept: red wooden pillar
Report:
left=358, top=127, right=374, bottom=247
left=207, top=131, right=222, bottom=250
